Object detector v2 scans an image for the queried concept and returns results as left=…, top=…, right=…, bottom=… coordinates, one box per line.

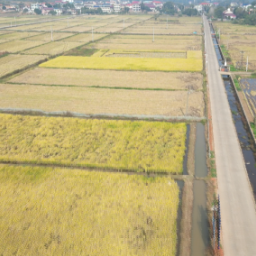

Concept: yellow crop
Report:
left=40, top=55, right=202, bottom=71
left=0, top=165, right=179, bottom=256
left=0, top=114, right=186, bottom=173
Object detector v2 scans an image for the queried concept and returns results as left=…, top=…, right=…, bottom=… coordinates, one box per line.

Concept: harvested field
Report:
left=0, top=55, right=47, bottom=78
left=64, top=33, right=107, bottom=42
left=213, top=21, right=256, bottom=35
left=0, top=40, right=45, bottom=53
left=0, top=84, right=204, bottom=117
left=25, top=32, right=74, bottom=42
left=123, top=23, right=202, bottom=35
left=0, top=165, right=179, bottom=256
left=94, top=27, right=123, bottom=33
left=0, top=114, right=187, bottom=173
left=0, top=32, right=41, bottom=43
left=158, top=16, right=202, bottom=23
left=10, top=68, right=203, bottom=90
left=95, top=35, right=202, bottom=51
left=40, top=55, right=203, bottom=72
left=23, top=41, right=83, bottom=55
left=220, top=34, right=256, bottom=71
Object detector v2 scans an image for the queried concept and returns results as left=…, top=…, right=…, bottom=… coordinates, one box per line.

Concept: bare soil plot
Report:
left=0, top=40, right=45, bottom=53
left=0, top=84, right=205, bottom=117
left=156, top=16, right=202, bottom=24
left=0, top=55, right=47, bottom=78
left=23, top=41, right=84, bottom=55
left=0, top=165, right=179, bottom=256
left=0, top=32, right=41, bottom=43
left=25, top=32, right=74, bottom=42
left=10, top=68, right=203, bottom=90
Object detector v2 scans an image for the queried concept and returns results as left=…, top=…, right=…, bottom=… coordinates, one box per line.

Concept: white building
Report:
left=132, top=4, right=140, bottom=12
left=113, top=4, right=120, bottom=12
left=194, top=4, right=203, bottom=12
left=30, top=3, right=40, bottom=10
left=101, top=5, right=112, bottom=13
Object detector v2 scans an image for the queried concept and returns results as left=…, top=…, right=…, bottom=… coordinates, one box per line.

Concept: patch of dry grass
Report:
left=0, top=84, right=205, bottom=117
left=0, top=165, right=179, bottom=256
left=23, top=41, right=84, bottom=55
left=0, top=32, right=41, bottom=43
left=0, top=40, right=45, bottom=53
left=0, top=55, right=47, bottom=78
left=25, top=32, right=74, bottom=42
left=10, top=68, right=202, bottom=90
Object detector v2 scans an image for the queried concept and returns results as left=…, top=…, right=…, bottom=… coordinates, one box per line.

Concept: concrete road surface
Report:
left=203, top=15, right=256, bottom=256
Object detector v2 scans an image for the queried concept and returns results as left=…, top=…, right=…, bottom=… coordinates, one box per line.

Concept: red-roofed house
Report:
left=223, top=8, right=236, bottom=19
left=152, top=1, right=163, bottom=8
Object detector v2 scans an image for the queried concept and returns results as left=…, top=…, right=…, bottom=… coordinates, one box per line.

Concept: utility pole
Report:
left=152, top=27, right=154, bottom=42
left=92, top=27, right=94, bottom=42
left=246, top=56, right=248, bottom=72
left=51, top=26, right=53, bottom=41
left=240, top=51, right=244, bottom=70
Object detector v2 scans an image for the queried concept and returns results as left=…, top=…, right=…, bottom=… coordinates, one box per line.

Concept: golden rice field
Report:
left=10, top=68, right=203, bottom=90
left=40, top=55, right=203, bottom=72
left=24, top=41, right=83, bottom=55
left=0, top=114, right=186, bottom=173
left=0, top=84, right=204, bottom=117
left=0, top=55, right=48, bottom=78
left=0, top=165, right=180, bottom=256
left=0, top=40, right=45, bottom=53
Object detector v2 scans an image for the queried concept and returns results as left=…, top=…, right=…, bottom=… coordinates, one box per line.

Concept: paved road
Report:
left=203, top=15, right=256, bottom=256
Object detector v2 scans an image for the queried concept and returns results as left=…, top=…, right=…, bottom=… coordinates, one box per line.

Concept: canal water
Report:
left=191, top=123, right=209, bottom=256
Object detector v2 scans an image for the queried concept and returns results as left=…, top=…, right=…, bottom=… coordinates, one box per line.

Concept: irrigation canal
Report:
left=191, top=123, right=209, bottom=256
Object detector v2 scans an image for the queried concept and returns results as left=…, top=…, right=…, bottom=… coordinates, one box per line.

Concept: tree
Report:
left=124, top=7, right=130, bottom=14
left=18, top=2, right=25, bottom=9
left=2, top=6, right=6, bottom=10
left=63, top=3, right=74, bottom=9
left=233, top=7, right=247, bottom=19
left=53, top=4, right=61, bottom=9
left=183, top=8, right=198, bottom=16
left=162, top=2, right=175, bottom=15
left=34, top=8, right=42, bottom=14
left=23, top=8, right=28, bottom=13
left=46, top=3, right=52, bottom=8
left=49, top=10, right=57, bottom=15
left=140, top=2, right=150, bottom=13
left=244, top=13, right=256, bottom=25
left=214, top=6, right=225, bottom=18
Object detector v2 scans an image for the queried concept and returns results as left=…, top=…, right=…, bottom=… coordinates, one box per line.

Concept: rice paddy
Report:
left=40, top=55, right=203, bottom=72
left=0, top=54, right=47, bottom=78
left=0, top=114, right=186, bottom=173
left=0, top=165, right=179, bottom=256
left=0, top=84, right=204, bottom=117
left=10, top=68, right=203, bottom=90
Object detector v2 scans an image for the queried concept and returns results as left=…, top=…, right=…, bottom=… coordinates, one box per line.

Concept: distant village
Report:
left=0, top=0, right=255, bottom=20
